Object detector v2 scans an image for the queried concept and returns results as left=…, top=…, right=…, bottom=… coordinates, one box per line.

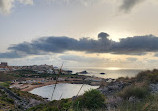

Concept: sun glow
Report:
left=105, top=67, right=121, bottom=70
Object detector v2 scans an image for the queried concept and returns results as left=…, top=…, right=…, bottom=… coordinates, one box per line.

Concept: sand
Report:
left=16, top=81, right=70, bottom=92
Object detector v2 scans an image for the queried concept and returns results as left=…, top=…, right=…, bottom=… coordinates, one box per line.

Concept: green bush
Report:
left=43, top=107, right=59, bottom=111
left=119, top=84, right=149, bottom=99
left=73, top=89, right=105, bottom=110
left=0, top=81, right=11, bottom=88
left=1, top=97, right=14, bottom=104
left=27, top=104, right=45, bottom=111
left=27, top=99, right=72, bottom=111
left=59, top=99, right=72, bottom=110
left=0, top=72, right=16, bottom=82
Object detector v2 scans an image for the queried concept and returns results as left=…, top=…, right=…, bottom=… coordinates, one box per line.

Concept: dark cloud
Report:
left=1, top=33, right=158, bottom=58
left=98, top=32, right=109, bottom=39
left=0, top=51, right=23, bottom=58
left=59, top=54, right=104, bottom=63
left=120, top=0, right=144, bottom=12
left=8, top=37, right=78, bottom=54
left=113, top=35, right=158, bottom=54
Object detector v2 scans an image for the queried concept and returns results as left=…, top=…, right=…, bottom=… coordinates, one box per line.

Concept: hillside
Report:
left=0, top=81, right=47, bottom=111
left=0, top=69, right=158, bottom=111
left=27, top=69, right=158, bottom=111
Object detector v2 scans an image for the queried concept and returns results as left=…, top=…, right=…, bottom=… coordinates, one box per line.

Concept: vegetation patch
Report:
left=119, top=83, right=149, bottom=99
left=0, top=72, right=16, bottom=82
left=73, top=89, right=105, bottom=110
left=117, top=93, right=158, bottom=111
left=135, top=69, right=158, bottom=83
left=27, top=99, right=72, bottom=111
left=0, top=81, right=11, bottom=88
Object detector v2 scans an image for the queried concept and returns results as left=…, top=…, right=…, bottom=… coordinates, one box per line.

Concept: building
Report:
left=0, top=62, right=8, bottom=67
left=0, top=62, right=11, bottom=72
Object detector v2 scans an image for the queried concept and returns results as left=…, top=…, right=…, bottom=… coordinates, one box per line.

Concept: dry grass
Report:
left=118, top=82, right=149, bottom=99
left=51, top=64, right=63, bottom=100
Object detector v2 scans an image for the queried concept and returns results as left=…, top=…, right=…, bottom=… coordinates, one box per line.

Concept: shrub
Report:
left=0, top=72, right=16, bottom=82
left=117, top=93, right=158, bottom=111
left=1, top=97, right=14, bottom=104
left=59, top=99, right=72, bottom=110
left=0, top=81, right=11, bottom=88
left=144, top=93, right=158, bottom=110
left=136, top=69, right=158, bottom=83
left=43, top=107, right=59, bottom=111
left=119, top=84, right=149, bottom=99
left=73, top=89, right=105, bottom=110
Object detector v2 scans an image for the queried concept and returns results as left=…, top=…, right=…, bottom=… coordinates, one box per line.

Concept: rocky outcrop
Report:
left=0, top=86, right=45, bottom=110
left=0, top=86, right=28, bottom=110
left=150, top=83, right=158, bottom=93
left=99, top=81, right=129, bottom=95
left=0, top=86, right=21, bottom=101
left=77, top=71, right=88, bottom=74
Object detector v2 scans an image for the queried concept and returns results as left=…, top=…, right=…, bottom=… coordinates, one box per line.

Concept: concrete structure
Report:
left=0, top=62, right=8, bottom=67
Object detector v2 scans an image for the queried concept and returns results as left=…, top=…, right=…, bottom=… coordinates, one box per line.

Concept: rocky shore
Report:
left=10, top=75, right=103, bottom=92
left=99, top=80, right=130, bottom=96
left=2, top=68, right=158, bottom=111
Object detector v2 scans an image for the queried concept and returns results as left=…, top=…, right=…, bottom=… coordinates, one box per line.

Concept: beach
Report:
left=11, top=81, right=70, bottom=92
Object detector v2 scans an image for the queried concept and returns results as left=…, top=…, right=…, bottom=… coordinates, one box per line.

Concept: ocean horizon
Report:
left=63, top=67, right=145, bottom=79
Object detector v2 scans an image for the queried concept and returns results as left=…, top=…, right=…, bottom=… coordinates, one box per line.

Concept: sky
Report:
left=1, top=0, right=158, bottom=69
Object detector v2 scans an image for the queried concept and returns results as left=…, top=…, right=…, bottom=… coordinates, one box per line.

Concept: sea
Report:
left=30, top=67, right=144, bottom=100
left=64, top=67, right=144, bottom=79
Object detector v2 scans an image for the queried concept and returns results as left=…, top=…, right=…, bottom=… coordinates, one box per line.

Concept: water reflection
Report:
left=68, top=67, right=143, bottom=79
left=30, top=83, right=99, bottom=100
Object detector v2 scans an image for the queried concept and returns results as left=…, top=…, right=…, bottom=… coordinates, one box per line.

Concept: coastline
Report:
left=15, top=81, right=70, bottom=92
left=11, top=75, right=103, bottom=92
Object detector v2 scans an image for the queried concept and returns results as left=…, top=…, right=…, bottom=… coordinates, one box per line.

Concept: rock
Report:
left=27, top=99, right=42, bottom=108
left=78, top=71, right=88, bottom=74
left=99, top=81, right=129, bottom=95
left=128, top=96, right=136, bottom=102
left=150, top=83, right=158, bottom=93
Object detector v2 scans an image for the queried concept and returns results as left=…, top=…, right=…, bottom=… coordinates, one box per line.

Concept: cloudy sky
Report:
left=1, top=0, right=158, bottom=69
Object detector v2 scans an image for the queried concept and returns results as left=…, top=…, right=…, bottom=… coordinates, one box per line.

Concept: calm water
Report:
left=30, top=83, right=99, bottom=100
left=66, top=67, right=144, bottom=79
left=30, top=68, right=144, bottom=100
